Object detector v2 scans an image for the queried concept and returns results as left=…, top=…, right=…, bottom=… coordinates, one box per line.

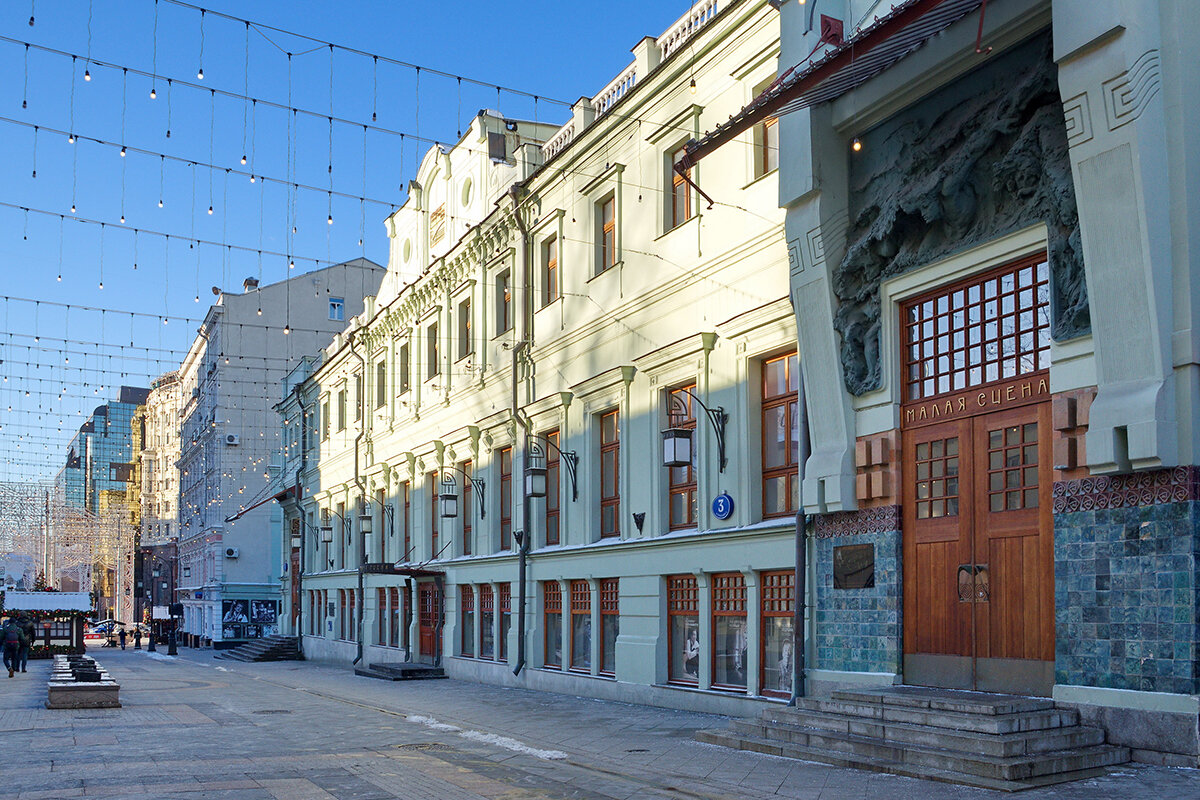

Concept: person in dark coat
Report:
left=2, top=618, right=27, bottom=677
left=118, top=626, right=127, bottom=650
left=133, top=627, right=142, bottom=650
left=17, top=614, right=35, bottom=673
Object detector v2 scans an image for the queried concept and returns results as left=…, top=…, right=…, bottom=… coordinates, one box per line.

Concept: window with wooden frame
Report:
left=374, top=489, right=386, bottom=563
left=375, top=359, right=386, bottom=409
left=497, top=270, right=512, bottom=334
left=348, top=586, right=356, bottom=642
left=427, top=322, right=440, bottom=379
left=461, top=585, right=475, bottom=658
left=542, top=235, right=559, bottom=308
left=376, top=588, right=388, bottom=645
left=398, top=341, right=411, bottom=395
left=668, top=385, right=697, bottom=530
left=762, top=352, right=800, bottom=518
left=545, top=429, right=560, bottom=546
left=599, top=410, right=620, bottom=539
left=428, top=471, right=440, bottom=559
left=902, top=255, right=1050, bottom=402
left=498, top=582, right=511, bottom=662
left=480, top=584, right=495, bottom=660
left=337, top=387, right=347, bottom=431
left=757, top=116, right=779, bottom=178
left=400, top=481, right=411, bottom=561
left=670, top=145, right=692, bottom=229
left=760, top=570, right=794, bottom=698
left=336, top=502, right=347, bottom=568
left=461, top=460, right=473, bottom=556
left=600, top=578, right=619, bottom=677
left=337, top=589, right=347, bottom=640
left=499, top=446, right=513, bottom=551
left=321, top=399, right=330, bottom=440
left=570, top=580, right=591, bottom=672
left=354, top=374, right=363, bottom=421
left=544, top=581, right=562, bottom=669
left=712, top=572, right=747, bottom=690
left=457, top=297, right=473, bottom=360
left=667, top=575, right=699, bottom=685
left=596, top=195, right=616, bottom=275
left=388, top=586, right=402, bottom=648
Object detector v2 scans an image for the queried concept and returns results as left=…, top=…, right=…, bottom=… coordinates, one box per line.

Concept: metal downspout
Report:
left=509, top=182, right=532, bottom=677
left=349, top=329, right=367, bottom=666
left=295, top=385, right=310, bottom=654
left=789, top=377, right=813, bottom=704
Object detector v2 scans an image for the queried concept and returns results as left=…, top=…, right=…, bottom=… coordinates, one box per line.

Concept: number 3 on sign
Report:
left=711, top=492, right=734, bottom=521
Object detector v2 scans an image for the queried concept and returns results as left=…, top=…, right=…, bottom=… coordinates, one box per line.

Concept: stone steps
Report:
left=214, top=635, right=303, bottom=662
left=696, top=686, right=1130, bottom=791
left=355, top=662, right=446, bottom=681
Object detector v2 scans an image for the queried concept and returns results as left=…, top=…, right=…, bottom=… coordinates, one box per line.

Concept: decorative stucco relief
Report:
left=835, top=34, right=1088, bottom=395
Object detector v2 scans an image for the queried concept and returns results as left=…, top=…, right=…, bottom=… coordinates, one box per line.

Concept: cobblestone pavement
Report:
left=3, top=647, right=1196, bottom=799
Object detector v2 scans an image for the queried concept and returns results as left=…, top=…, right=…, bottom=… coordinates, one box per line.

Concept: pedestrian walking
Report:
left=2, top=618, right=26, bottom=678
left=118, top=627, right=127, bottom=650
left=17, top=614, right=35, bottom=673
left=133, top=628, right=142, bottom=650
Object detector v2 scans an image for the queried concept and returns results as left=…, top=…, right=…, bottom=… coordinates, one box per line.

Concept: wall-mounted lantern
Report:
left=662, top=388, right=728, bottom=472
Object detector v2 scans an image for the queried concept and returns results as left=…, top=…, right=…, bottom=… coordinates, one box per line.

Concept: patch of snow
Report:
left=403, top=714, right=567, bottom=759
left=138, top=651, right=177, bottom=661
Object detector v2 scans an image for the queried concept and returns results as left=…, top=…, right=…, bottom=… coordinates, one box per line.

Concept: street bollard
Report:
left=148, top=629, right=157, bottom=652
left=167, top=629, right=177, bottom=656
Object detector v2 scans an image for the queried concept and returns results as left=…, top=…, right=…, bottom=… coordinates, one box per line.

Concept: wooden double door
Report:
left=902, top=402, right=1054, bottom=695
left=418, top=582, right=439, bottom=664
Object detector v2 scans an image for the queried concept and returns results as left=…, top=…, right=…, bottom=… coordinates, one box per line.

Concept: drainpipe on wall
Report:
left=349, top=329, right=367, bottom=666
left=509, top=181, right=532, bottom=677
left=789, top=380, right=813, bottom=704
left=294, top=383, right=310, bottom=653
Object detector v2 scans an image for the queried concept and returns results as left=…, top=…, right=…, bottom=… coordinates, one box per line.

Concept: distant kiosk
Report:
left=3, top=591, right=90, bottom=655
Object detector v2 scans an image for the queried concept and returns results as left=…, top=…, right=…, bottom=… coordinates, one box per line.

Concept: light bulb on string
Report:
left=120, top=215, right=124, bottom=223
left=257, top=308, right=262, bottom=316
left=120, top=146, right=126, bottom=157
left=70, top=204, right=76, bottom=213
left=67, top=133, right=74, bottom=144
left=283, top=325, right=290, bottom=335
left=197, top=67, right=204, bottom=80
left=150, top=86, right=156, bottom=99
left=158, top=199, right=163, bottom=208
left=327, top=215, right=333, bottom=225
left=84, top=68, right=91, bottom=82
left=240, top=155, right=247, bottom=165
left=208, top=206, right=213, bottom=215
left=689, top=78, right=697, bottom=94
left=250, top=175, right=256, bottom=183
left=851, top=137, right=863, bottom=152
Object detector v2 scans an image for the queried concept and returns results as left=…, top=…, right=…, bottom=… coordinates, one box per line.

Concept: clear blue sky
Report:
left=0, top=0, right=696, bottom=482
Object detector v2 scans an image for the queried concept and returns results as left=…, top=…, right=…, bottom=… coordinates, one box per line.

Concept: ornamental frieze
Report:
left=1052, top=466, right=1200, bottom=513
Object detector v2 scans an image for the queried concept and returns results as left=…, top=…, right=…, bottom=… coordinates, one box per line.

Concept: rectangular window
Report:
left=762, top=352, right=800, bottom=518
left=400, top=481, right=411, bottom=561
left=670, top=146, right=692, bottom=229
left=668, top=575, right=699, bottom=685
left=389, top=586, right=402, bottom=648
left=570, top=580, right=591, bottom=672
left=461, top=460, right=473, bottom=556
left=354, top=374, right=363, bottom=421
left=376, top=588, right=387, bottom=645
left=429, top=471, right=440, bottom=559
left=599, top=578, right=618, bottom=676
left=321, top=400, right=330, bottom=440
left=337, top=388, right=347, bottom=431
left=496, top=582, right=511, bottom=662
left=498, top=583, right=511, bottom=662
left=597, top=196, right=616, bottom=275
left=545, top=430, right=560, bottom=546
left=337, top=502, right=347, bottom=569
left=668, top=385, right=697, bottom=530
left=480, top=584, right=495, bottom=660
left=329, top=297, right=344, bottom=321
left=544, top=581, right=562, bottom=669
left=542, top=236, right=559, bottom=307
left=375, top=359, right=386, bottom=409
left=760, top=570, right=794, bottom=698
left=338, top=589, right=347, bottom=640
left=461, top=585, right=475, bottom=658
left=712, top=572, right=747, bottom=691
left=398, top=342, right=411, bottom=395
left=499, top=447, right=512, bottom=551
left=902, top=255, right=1050, bottom=401
left=497, top=270, right=512, bottom=334
left=427, top=322, right=440, bottom=379
left=457, top=297, right=473, bottom=359
left=758, top=116, right=779, bottom=177
left=600, top=410, right=620, bottom=538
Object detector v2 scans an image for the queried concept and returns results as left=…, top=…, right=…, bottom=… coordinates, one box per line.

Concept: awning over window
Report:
left=679, top=0, right=986, bottom=170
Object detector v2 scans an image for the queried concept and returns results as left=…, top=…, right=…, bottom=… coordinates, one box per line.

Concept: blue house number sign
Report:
left=712, top=492, right=734, bottom=520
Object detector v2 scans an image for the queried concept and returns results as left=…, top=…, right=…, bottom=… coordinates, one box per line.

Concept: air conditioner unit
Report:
left=224, top=434, right=240, bottom=446
left=224, top=547, right=240, bottom=558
